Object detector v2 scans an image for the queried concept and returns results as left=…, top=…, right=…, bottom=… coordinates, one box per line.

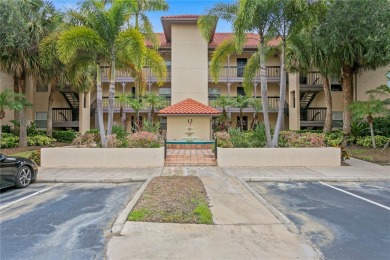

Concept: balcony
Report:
left=300, top=107, right=326, bottom=128
left=209, top=96, right=281, bottom=112
left=52, top=108, right=79, bottom=128
left=101, top=97, right=171, bottom=112
left=209, top=66, right=281, bottom=83
left=300, top=72, right=323, bottom=92
left=101, top=66, right=171, bottom=83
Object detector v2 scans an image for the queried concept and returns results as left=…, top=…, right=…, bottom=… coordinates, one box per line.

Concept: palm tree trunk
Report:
left=381, top=139, right=390, bottom=152
left=96, top=63, right=107, bottom=147
left=342, top=65, right=353, bottom=137
left=46, top=80, right=57, bottom=137
left=272, top=42, right=287, bottom=147
left=18, top=76, right=27, bottom=147
left=107, top=59, right=116, bottom=136
left=322, top=76, right=332, bottom=133
left=259, top=38, right=272, bottom=147
left=369, top=120, right=376, bottom=149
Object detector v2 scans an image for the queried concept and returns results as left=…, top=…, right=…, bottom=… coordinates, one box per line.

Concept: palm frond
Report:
left=145, top=48, right=167, bottom=86
left=116, top=28, right=147, bottom=70
left=209, top=39, right=236, bottom=83
left=243, top=51, right=261, bottom=95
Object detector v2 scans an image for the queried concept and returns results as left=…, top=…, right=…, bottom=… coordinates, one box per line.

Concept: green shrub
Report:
left=279, top=131, right=325, bottom=147
left=374, top=116, right=390, bottom=137
left=0, top=135, right=19, bottom=148
left=251, top=124, right=267, bottom=147
left=112, top=125, right=128, bottom=140
left=29, top=150, right=41, bottom=166
left=356, top=135, right=389, bottom=147
left=128, top=131, right=160, bottom=148
left=53, top=130, right=78, bottom=143
left=325, top=131, right=344, bottom=147
left=142, top=121, right=161, bottom=134
left=27, top=135, right=56, bottom=146
left=214, top=131, right=233, bottom=148
left=85, top=129, right=101, bottom=144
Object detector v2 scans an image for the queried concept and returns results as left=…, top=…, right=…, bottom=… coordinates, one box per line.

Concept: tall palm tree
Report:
left=0, top=0, right=55, bottom=147
left=215, top=95, right=233, bottom=127
left=199, top=0, right=276, bottom=146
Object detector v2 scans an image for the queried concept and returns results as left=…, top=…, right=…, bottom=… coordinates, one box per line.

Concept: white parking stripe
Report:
left=0, top=186, right=56, bottom=211
left=319, top=182, right=390, bottom=211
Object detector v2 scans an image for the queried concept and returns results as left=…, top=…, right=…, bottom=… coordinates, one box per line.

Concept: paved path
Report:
left=107, top=167, right=318, bottom=259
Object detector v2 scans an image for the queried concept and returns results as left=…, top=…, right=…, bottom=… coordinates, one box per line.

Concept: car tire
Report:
left=15, top=166, right=32, bottom=188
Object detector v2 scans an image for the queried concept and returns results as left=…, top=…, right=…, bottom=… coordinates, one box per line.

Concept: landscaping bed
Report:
left=0, top=142, right=68, bottom=156
left=128, top=176, right=213, bottom=224
left=347, top=146, right=390, bottom=166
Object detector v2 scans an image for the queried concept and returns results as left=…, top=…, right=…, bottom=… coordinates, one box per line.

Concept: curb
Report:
left=36, top=178, right=147, bottom=184
left=236, top=177, right=300, bottom=234
left=111, top=177, right=153, bottom=235
left=244, top=177, right=390, bottom=182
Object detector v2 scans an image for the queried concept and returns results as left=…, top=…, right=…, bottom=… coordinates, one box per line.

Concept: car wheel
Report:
left=15, top=166, right=32, bottom=188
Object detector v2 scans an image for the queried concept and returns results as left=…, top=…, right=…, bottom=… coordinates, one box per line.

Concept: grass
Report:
left=9, top=150, right=36, bottom=158
left=128, top=176, right=213, bottom=224
left=347, top=146, right=390, bottom=165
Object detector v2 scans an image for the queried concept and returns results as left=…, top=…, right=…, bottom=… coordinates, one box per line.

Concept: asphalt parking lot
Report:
left=249, top=181, right=390, bottom=260
left=0, top=182, right=142, bottom=260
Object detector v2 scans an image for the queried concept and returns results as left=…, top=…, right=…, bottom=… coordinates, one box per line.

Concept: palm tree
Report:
left=349, top=94, right=388, bottom=148
left=130, top=98, right=143, bottom=131
left=144, top=92, right=165, bottom=122
left=249, top=97, right=262, bottom=129
left=0, top=0, right=55, bottom=146
left=215, top=95, right=233, bottom=127
left=199, top=0, right=276, bottom=146
left=39, top=21, right=94, bottom=137
left=116, top=92, right=133, bottom=130
left=0, top=89, right=31, bottom=141
left=233, top=95, right=249, bottom=131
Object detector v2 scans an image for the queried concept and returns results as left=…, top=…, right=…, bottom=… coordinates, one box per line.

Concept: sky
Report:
left=51, top=0, right=235, bottom=32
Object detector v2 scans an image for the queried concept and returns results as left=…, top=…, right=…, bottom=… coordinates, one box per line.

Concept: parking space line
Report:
left=0, top=186, right=57, bottom=211
left=319, top=182, right=390, bottom=211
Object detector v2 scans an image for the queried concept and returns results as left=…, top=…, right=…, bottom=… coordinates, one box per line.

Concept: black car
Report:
left=0, top=153, right=38, bottom=189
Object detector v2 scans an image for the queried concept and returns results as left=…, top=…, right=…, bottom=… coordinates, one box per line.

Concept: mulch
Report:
left=0, top=142, right=69, bottom=155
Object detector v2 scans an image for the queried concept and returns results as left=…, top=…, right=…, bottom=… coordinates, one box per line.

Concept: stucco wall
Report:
left=41, top=147, right=165, bottom=167
left=171, top=24, right=208, bottom=104
left=167, top=116, right=211, bottom=140
left=356, top=66, right=389, bottom=101
left=217, top=147, right=341, bottom=167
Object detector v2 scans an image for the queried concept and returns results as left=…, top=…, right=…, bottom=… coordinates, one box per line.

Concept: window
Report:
left=331, top=77, right=342, bottom=91
left=36, top=82, right=48, bottom=92
left=332, top=111, right=343, bottom=128
left=159, top=88, right=171, bottom=98
left=387, top=72, right=390, bottom=87
left=237, top=86, right=245, bottom=96
left=35, top=112, right=47, bottom=128
left=208, top=88, right=220, bottom=99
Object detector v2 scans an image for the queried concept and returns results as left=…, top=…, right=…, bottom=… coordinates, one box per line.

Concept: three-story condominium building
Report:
left=1, top=15, right=389, bottom=138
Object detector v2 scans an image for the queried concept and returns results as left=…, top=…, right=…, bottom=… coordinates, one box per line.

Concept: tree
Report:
left=0, top=89, right=31, bottom=141
left=315, top=0, right=390, bottom=138
left=233, top=95, right=249, bottom=131
left=349, top=94, right=388, bottom=149
left=0, top=0, right=56, bottom=147
left=58, top=0, right=167, bottom=147
left=199, top=0, right=275, bottom=146
left=39, top=17, right=95, bottom=137
left=215, top=95, right=233, bottom=129
left=249, top=97, right=262, bottom=129
left=144, top=92, right=165, bottom=122
left=116, top=92, right=133, bottom=130
left=269, top=0, right=317, bottom=146
left=130, top=98, right=143, bottom=131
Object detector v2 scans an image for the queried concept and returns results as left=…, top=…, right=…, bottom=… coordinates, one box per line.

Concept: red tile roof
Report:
left=150, top=33, right=279, bottom=48
left=158, top=98, right=220, bottom=115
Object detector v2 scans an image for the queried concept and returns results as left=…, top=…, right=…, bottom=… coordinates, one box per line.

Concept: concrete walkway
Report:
left=107, top=167, right=318, bottom=259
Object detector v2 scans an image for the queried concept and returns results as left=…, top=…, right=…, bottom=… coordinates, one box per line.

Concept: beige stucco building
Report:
left=1, top=15, right=389, bottom=139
